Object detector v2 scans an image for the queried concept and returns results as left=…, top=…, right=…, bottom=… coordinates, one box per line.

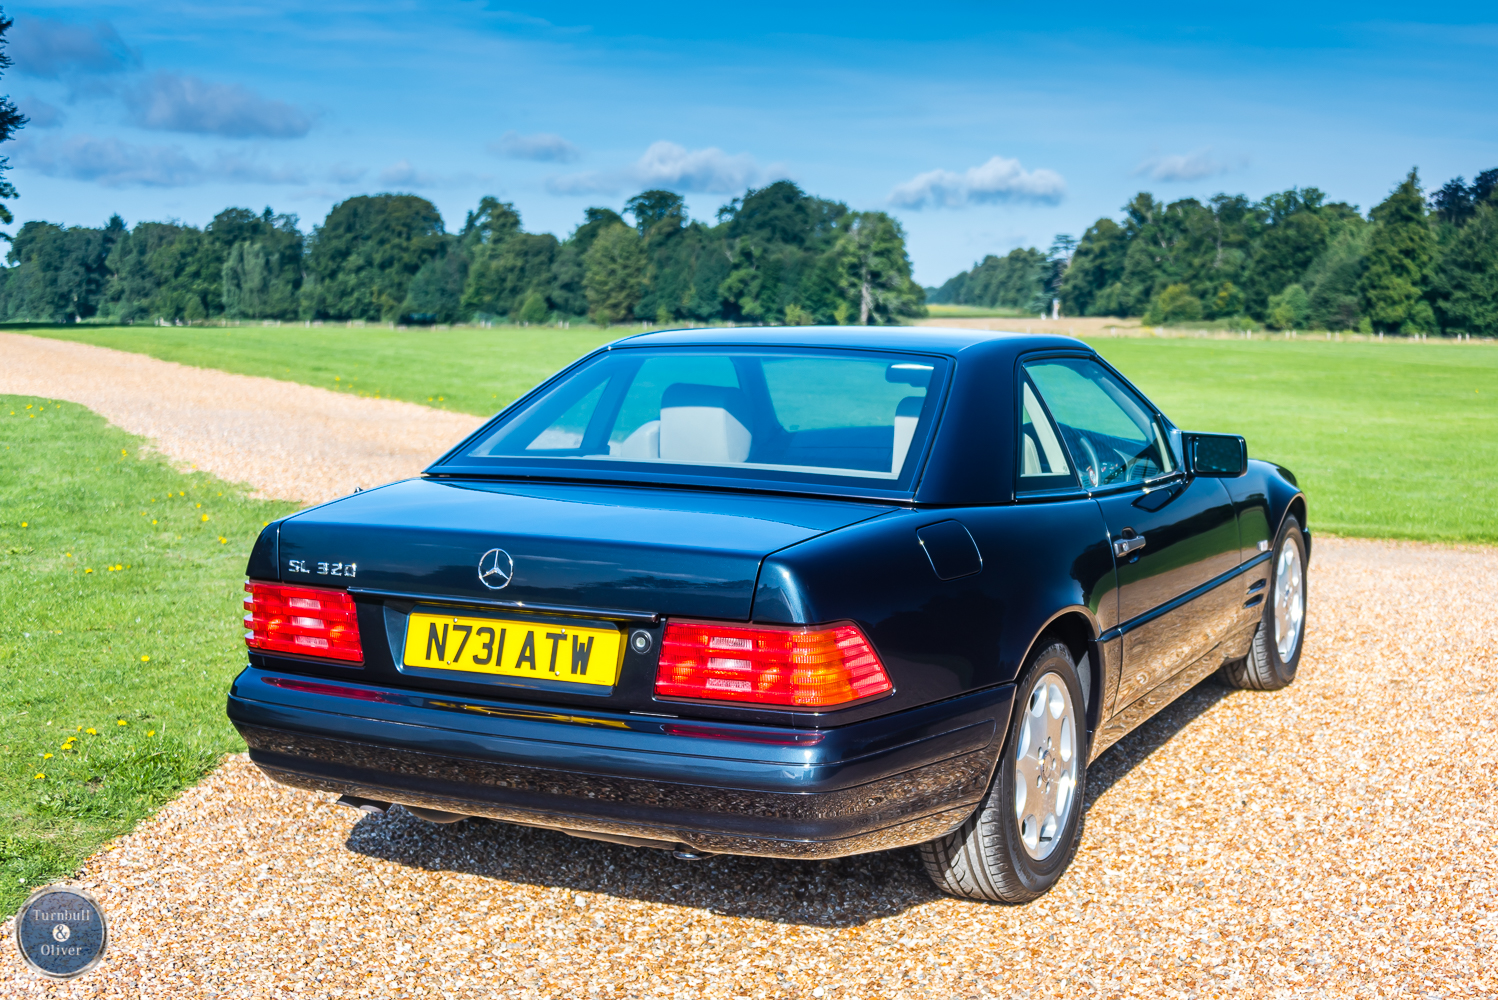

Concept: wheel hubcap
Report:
left=1013, top=671, right=1079, bottom=861
left=1273, top=540, right=1304, bottom=661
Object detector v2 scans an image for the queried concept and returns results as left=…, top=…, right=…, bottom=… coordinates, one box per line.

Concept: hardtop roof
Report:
left=609, top=325, right=1088, bottom=359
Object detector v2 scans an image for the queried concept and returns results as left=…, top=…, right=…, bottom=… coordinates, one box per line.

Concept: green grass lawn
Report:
left=0, top=396, right=297, bottom=913
left=924, top=304, right=1033, bottom=319
left=22, top=323, right=618, bottom=418
left=15, top=323, right=1498, bottom=542
left=1085, top=337, right=1498, bottom=544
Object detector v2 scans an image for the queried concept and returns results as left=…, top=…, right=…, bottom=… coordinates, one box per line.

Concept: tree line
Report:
left=0, top=181, right=927, bottom=327
left=931, top=168, right=1498, bottom=335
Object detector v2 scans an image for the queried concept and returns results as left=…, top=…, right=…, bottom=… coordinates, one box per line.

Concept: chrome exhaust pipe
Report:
left=336, top=795, right=390, bottom=815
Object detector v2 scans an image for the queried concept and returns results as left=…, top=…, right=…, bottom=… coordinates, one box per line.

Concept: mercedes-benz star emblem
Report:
left=477, top=548, right=514, bottom=590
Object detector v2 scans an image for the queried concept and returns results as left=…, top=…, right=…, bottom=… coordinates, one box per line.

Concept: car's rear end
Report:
left=226, top=332, right=1016, bottom=858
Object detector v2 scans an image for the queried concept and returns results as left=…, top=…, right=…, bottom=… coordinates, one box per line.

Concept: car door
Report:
left=1024, top=355, right=1241, bottom=718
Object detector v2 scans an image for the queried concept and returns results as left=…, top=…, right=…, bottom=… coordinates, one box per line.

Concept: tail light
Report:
left=654, top=621, right=892, bottom=708
left=244, top=581, right=363, bottom=663
left=262, top=676, right=395, bottom=703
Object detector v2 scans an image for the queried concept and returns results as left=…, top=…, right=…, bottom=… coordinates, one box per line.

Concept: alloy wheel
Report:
left=1274, top=540, right=1305, bottom=661
left=1013, top=671, right=1079, bottom=861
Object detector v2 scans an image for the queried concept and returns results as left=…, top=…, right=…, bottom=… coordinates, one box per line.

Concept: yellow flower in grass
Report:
left=117, top=720, right=127, bottom=727
left=42, top=753, right=52, bottom=760
left=147, top=730, right=156, bottom=737
left=201, top=514, right=210, bottom=522
left=141, top=655, right=150, bottom=662
left=85, top=728, right=97, bottom=735
left=34, top=773, right=44, bottom=780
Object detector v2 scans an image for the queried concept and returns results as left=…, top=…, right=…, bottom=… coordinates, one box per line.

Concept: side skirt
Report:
left=1088, top=621, right=1256, bottom=762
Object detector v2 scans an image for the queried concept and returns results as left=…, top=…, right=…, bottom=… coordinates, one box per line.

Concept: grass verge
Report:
left=0, top=396, right=297, bottom=913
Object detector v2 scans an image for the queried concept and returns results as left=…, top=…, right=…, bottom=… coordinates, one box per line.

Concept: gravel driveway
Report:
left=0, top=333, right=485, bottom=504
left=1, top=337, right=1493, bottom=997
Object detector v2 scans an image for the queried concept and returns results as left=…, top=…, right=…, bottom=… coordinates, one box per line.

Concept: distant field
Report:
left=1087, top=337, right=1498, bottom=544
left=0, top=397, right=297, bottom=911
left=923, top=304, right=1034, bottom=319
left=21, top=323, right=618, bottom=418
left=16, top=323, right=1498, bottom=544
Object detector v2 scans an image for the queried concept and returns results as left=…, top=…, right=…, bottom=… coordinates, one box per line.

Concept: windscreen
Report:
left=453, top=347, right=947, bottom=489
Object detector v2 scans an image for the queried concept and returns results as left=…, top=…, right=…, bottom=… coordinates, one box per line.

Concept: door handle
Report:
left=1113, top=534, right=1146, bottom=558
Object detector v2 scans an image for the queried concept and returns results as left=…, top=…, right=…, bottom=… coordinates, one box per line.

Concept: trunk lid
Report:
left=277, top=478, right=890, bottom=620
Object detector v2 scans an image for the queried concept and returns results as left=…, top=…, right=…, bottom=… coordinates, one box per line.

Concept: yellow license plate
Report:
left=402, top=612, right=623, bottom=687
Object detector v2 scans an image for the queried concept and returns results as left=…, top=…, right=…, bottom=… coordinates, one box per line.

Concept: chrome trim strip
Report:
left=1098, top=550, right=1272, bottom=642
left=346, top=587, right=661, bottom=624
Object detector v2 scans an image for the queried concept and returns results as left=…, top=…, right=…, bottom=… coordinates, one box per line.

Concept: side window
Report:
left=1018, top=380, right=1075, bottom=491
left=1025, top=358, right=1176, bottom=488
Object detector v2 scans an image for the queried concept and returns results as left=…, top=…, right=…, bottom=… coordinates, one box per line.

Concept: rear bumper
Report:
left=227, top=667, right=1012, bottom=859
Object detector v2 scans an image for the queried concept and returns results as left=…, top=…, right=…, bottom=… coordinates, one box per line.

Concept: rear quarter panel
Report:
left=752, top=499, right=1115, bottom=719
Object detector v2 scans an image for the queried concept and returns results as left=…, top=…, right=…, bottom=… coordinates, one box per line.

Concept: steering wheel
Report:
left=1077, top=436, right=1101, bottom=487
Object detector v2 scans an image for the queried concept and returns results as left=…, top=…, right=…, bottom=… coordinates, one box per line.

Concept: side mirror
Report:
left=1185, top=432, right=1247, bottom=477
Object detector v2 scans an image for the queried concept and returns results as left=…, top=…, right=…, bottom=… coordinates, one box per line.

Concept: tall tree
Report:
left=583, top=222, right=646, bottom=325
left=220, top=208, right=303, bottom=320
left=549, top=208, right=624, bottom=318
left=625, top=190, right=685, bottom=235
left=1059, top=217, right=1129, bottom=316
left=1435, top=198, right=1498, bottom=335
left=464, top=231, right=558, bottom=319
left=0, top=9, right=27, bottom=240
left=1357, top=170, right=1437, bottom=334
left=1302, top=223, right=1369, bottom=331
left=302, top=194, right=446, bottom=321
left=102, top=221, right=187, bottom=322
left=929, top=248, right=1047, bottom=310
left=834, top=212, right=924, bottom=325
left=1431, top=177, right=1474, bottom=227
left=401, top=248, right=469, bottom=324
left=5, top=216, right=123, bottom=321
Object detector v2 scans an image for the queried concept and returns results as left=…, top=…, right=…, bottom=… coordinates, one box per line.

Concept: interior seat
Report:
left=891, top=396, right=924, bottom=474
left=659, top=383, right=753, bottom=463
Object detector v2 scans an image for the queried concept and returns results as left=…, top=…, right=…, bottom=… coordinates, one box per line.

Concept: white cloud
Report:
left=490, top=131, right=580, bottom=162
left=14, top=133, right=305, bottom=187
left=889, top=156, right=1066, bottom=210
left=326, top=163, right=367, bottom=184
left=1134, top=148, right=1243, bottom=183
left=378, top=159, right=439, bottom=188
left=547, top=140, right=770, bottom=196
left=123, top=72, right=312, bottom=139
left=12, top=16, right=137, bottom=78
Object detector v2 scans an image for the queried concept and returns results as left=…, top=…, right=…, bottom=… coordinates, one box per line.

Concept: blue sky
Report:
left=5, top=1, right=1496, bottom=284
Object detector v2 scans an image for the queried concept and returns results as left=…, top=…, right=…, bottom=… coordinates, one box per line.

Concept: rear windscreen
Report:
left=448, top=347, right=949, bottom=491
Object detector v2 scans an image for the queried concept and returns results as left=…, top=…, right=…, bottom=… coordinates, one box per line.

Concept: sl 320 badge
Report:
left=286, top=559, right=357, bottom=578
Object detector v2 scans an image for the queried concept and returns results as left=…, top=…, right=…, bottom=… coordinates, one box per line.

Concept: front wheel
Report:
left=919, top=641, right=1088, bottom=902
left=1221, top=515, right=1307, bottom=691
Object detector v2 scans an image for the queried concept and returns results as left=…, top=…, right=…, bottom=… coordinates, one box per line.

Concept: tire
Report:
left=919, top=641, right=1088, bottom=902
left=1220, top=515, right=1307, bottom=691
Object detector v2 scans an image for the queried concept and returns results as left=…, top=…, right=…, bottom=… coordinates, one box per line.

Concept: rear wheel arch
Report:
left=1282, top=495, right=1310, bottom=561
left=1024, top=608, right=1101, bottom=741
